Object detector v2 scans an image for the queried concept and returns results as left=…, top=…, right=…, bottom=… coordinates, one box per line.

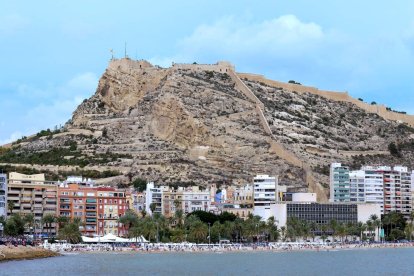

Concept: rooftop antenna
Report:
left=124, top=42, right=127, bottom=58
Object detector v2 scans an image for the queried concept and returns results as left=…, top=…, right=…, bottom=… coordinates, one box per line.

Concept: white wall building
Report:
left=255, top=202, right=382, bottom=241
left=291, top=193, right=317, bottom=202
left=253, top=175, right=277, bottom=207
left=145, top=182, right=163, bottom=215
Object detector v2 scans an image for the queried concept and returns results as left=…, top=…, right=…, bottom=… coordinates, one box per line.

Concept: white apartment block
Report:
left=145, top=182, right=164, bottom=215
left=331, top=164, right=412, bottom=217
left=253, top=175, right=277, bottom=207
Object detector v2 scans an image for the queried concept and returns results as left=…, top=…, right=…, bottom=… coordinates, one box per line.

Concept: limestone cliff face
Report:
left=7, top=58, right=414, bottom=201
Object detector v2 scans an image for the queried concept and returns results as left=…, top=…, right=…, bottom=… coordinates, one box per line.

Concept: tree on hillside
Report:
left=388, top=142, right=401, bottom=157
left=132, top=178, right=147, bottom=192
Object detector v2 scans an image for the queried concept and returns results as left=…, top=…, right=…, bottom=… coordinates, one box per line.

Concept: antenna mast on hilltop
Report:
left=110, top=49, right=114, bottom=60
left=124, top=42, right=128, bottom=58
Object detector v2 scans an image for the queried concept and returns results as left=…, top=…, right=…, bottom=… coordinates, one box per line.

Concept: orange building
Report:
left=58, top=183, right=129, bottom=236
left=58, top=183, right=98, bottom=235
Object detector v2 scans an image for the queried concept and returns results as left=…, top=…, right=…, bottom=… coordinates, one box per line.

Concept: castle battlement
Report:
left=172, top=61, right=235, bottom=74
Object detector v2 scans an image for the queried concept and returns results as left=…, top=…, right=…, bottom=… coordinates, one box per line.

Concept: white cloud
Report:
left=176, top=15, right=325, bottom=61
left=0, top=14, right=28, bottom=35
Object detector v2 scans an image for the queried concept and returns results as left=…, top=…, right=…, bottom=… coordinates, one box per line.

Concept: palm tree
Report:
left=266, top=217, right=280, bottom=242
left=404, top=223, right=414, bottom=241
left=369, top=214, right=381, bottom=241
left=7, top=200, right=14, bottom=215
left=280, top=226, right=286, bottom=242
left=301, top=220, right=310, bottom=242
left=174, top=209, right=184, bottom=228
left=119, top=210, right=138, bottom=235
left=329, top=219, right=338, bottom=242
left=58, top=219, right=82, bottom=244
left=149, top=203, right=157, bottom=215
left=310, top=222, right=317, bottom=242
left=321, top=225, right=328, bottom=243
left=366, top=220, right=375, bottom=241
left=190, top=220, right=208, bottom=243
left=56, top=216, right=69, bottom=230
left=24, top=214, right=35, bottom=236
left=42, top=214, right=56, bottom=237
left=355, top=222, right=367, bottom=242
left=336, top=223, right=347, bottom=243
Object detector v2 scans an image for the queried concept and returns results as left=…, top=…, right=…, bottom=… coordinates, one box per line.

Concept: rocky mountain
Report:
left=2, top=58, right=414, bottom=202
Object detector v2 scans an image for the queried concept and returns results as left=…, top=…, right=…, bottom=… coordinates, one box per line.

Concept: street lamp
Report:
left=208, top=222, right=211, bottom=245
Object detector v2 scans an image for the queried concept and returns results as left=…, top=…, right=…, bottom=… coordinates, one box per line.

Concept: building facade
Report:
left=0, top=173, right=7, bottom=219
left=330, top=163, right=350, bottom=202
left=58, top=183, right=128, bottom=236
left=145, top=182, right=164, bottom=215
left=255, top=202, right=381, bottom=239
left=97, top=187, right=128, bottom=236
left=253, top=175, right=277, bottom=207
left=161, top=186, right=210, bottom=218
left=7, top=172, right=58, bottom=235
left=58, top=183, right=98, bottom=235
left=330, top=164, right=412, bottom=217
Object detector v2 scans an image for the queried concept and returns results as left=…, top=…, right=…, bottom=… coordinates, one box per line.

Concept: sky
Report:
left=1, top=1, right=414, bottom=144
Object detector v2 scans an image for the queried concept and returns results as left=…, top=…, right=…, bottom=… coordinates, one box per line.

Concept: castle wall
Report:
left=239, top=73, right=414, bottom=127
left=172, top=61, right=235, bottom=74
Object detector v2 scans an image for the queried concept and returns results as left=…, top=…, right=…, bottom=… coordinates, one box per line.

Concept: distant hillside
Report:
left=1, top=58, right=414, bottom=202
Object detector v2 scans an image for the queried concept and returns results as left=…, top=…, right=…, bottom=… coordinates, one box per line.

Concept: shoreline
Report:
left=0, top=245, right=60, bottom=263
left=48, top=242, right=414, bottom=255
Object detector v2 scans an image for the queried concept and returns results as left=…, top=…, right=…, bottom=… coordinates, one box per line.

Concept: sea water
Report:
left=1, top=248, right=413, bottom=275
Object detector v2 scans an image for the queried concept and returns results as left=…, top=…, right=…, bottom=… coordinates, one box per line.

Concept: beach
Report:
left=43, top=241, right=414, bottom=255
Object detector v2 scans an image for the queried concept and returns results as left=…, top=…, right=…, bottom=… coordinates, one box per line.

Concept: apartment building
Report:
left=0, top=173, right=7, bottom=218
left=231, top=184, right=254, bottom=206
left=330, top=164, right=412, bottom=217
left=330, top=163, right=350, bottom=202
left=97, top=187, right=128, bottom=236
left=145, top=182, right=164, bottom=215
left=58, top=183, right=98, bottom=235
left=253, top=175, right=277, bottom=207
left=129, top=190, right=145, bottom=215
left=158, top=186, right=209, bottom=218
left=7, top=172, right=58, bottom=235
left=58, top=183, right=128, bottom=236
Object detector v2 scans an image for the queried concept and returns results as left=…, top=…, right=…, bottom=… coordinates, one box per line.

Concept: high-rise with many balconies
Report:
left=7, top=172, right=58, bottom=236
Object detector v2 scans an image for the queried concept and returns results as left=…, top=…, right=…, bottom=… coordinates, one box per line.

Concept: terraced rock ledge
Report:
left=0, top=245, right=60, bottom=262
